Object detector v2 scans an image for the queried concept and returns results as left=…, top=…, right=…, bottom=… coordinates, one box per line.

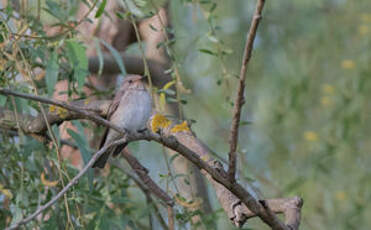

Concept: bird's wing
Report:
left=99, top=88, right=125, bottom=149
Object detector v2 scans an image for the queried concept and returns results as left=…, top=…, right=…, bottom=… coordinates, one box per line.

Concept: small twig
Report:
left=5, top=138, right=127, bottom=230
left=167, top=205, right=175, bottom=230
left=0, top=88, right=124, bottom=134
left=228, top=0, right=265, bottom=181
left=120, top=1, right=153, bottom=92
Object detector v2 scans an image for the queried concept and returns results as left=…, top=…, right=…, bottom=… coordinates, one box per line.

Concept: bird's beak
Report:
left=140, top=75, right=147, bottom=81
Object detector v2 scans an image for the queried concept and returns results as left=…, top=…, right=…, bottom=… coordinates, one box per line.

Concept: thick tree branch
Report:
left=88, top=54, right=172, bottom=88
left=0, top=88, right=122, bottom=134
left=228, top=0, right=265, bottom=181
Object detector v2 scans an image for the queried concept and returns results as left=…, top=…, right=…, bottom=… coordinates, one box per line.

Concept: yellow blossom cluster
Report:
left=174, top=194, right=202, bottom=209
left=320, top=84, right=335, bottom=107
left=49, top=105, right=69, bottom=118
left=41, top=172, right=58, bottom=187
left=170, top=121, right=190, bottom=133
left=341, top=59, right=355, bottom=69
left=151, top=114, right=172, bottom=133
left=0, top=183, right=13, bottom=199
left=304, top=131, right=318, bottom=142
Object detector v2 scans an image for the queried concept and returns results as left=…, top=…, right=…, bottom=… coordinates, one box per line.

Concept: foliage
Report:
left=0, top=0, right=370, bottom=229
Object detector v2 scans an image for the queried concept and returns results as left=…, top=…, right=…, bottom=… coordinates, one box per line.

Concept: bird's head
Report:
left=121, top=75, right=147, bottom=91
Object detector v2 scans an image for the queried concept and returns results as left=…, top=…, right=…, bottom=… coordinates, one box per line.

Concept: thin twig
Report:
left=120, top=1, right=153, bottom=92
left=167, top=205, right=174, bottom=230
left=5, top=138, right=127, bottom=230
left=228, top=0, right=266, bottom=182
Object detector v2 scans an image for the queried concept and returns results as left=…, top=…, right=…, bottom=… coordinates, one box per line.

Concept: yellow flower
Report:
left=41, top=172, right=58, bottom=187
left=56, top=107, right=68, bottom=118
left=304, top=131, right=318, bottom=142
left=322, top=84, right=335, bottom=95
left=151, top=114, right=171, bottom=133
left=361, top=14, right=371, bottom=22
left=84, top=98, right=91, bottom=105
left=49, top=105, right=68, bottom=118
left=341, top=60, right=355, bottom=69
left=171, top=121, right=190, bottom=133
left=35, top=71, right=46, bottom=81
left=321, top=96, right=333, bottom=107
left=201, top=154, right=210, bottom=162
left=0, top=184, right=13, bottom=199
left=49, top=105, right=56, bottom=112
left=335, top=191, right=347, bottom=201
left=159, top=80, right=176, bottom=111
left=358, top=25, right=369, bottom=35
left=174, top=194, right=202, bottom=209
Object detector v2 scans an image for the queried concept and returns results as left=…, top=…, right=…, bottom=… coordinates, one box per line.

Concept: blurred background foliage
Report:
left=0, top=0, right=370, bottom=229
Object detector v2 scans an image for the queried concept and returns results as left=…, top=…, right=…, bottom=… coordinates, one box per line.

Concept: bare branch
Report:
left=167, top=205, right=175, bottom=230
left=228, top=0, right=265, bottom=181
left=5, top=138, right=127, bottom=230
left=88, top=54, right=171, bottom=88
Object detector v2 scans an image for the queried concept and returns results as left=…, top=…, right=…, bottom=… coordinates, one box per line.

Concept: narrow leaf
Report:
left=65, top=40, right=88, bottom=91
left=95, top=0, right=107, bottom=18
left=199, top=48, right=216, bottom=56
left=45, top=51, right=58, bottom=97
left=94, top=38, right=104, bottom=76
left=67, top=128, right=93, bottom=190
left=100, top=39, right=127, bottom=76
left=0, top=95, right=7, bottom=106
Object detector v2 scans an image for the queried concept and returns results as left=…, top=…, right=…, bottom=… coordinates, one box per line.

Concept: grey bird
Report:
left=92, top=75, right=152, bottom=168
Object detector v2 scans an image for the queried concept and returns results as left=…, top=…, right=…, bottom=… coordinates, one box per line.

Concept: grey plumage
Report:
left=92, top=75, right=152, bottom=168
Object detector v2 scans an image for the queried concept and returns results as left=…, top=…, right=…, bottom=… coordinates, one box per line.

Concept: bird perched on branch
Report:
left=92, top=75, right=152, bottom=168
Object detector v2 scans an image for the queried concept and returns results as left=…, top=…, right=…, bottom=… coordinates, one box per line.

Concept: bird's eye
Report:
left=128, top=80, right=133, bottom=84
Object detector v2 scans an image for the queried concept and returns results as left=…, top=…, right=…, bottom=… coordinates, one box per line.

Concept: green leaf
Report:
left=52, top=124, right=60, bottom=147
left=240, top=120, right=253, bottom=126
left=65, top=40, right=88, bottom=91
left=100, top=39, right=127, bottom=76
left=94, top=38, right=104, bottom=76
left=209, top=3, right=217, bottom=13
left=0, top=95, right=7, bottom=106
left=169, top=153, right=180, bottom=164
left=45, top=51, right=59, bottom=97
left=198, top=48, right=216, bottom=56
left=149, top=24, right=158, bottom=31
left=67, top=127, right=93, bottom=191
left=44, top=0, right=65, bottom=21
left=95, top=0, right=107, bottom=18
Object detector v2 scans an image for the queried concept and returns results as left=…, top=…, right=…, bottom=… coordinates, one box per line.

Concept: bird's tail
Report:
left=92, top=142, right=128, bottom=168
left=92, top=152, right=111, bottom=168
